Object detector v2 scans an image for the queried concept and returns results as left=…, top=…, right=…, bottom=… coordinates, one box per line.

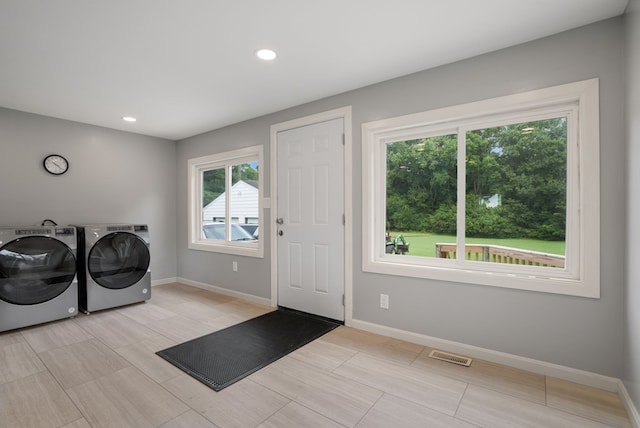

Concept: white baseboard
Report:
left=351, top=318, right=640, bottom=426
left=151, top=277, right=178, bottom=286
left=351, top=318, right=619, bottom=391
left=176, top=277, right=272, bottom=307
left=618, top=381, right=640, bottom=428
left=150, top=280, right=639, bottom=426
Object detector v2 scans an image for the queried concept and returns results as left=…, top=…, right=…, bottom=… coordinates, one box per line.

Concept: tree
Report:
left=385, top=117, right=567, bottom=241
left=231, top=162, right=259, bottom=184
left=202, top=162, right=260, bottom=207
left=203, top=168, right=225, bottom=207
left=495, top=118, right=567, bottom=239
left=386, top=135, right=457, bottom=230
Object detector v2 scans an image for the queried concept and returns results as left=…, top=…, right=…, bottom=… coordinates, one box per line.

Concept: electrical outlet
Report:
left=380, top=293, right=389, bottom=309
left=232, top=261, right=238, bottom=272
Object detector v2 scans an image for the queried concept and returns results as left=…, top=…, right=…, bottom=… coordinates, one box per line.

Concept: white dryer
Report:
left=0, top=226, right=78, bottom=332
left=75, top=224, right=150, bottom=313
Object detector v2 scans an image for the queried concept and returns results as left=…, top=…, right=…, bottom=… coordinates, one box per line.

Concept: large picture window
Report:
left=362, top=79, right=600, bottom=297
left=188, top=145, right=263, bottom=257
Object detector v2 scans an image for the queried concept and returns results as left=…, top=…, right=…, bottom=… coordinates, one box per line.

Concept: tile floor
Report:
left=0, top=282, right=632, bottom=427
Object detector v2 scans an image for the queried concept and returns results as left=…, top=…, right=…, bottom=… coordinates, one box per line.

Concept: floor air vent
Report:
left=428, top=350, right=472, bottom=367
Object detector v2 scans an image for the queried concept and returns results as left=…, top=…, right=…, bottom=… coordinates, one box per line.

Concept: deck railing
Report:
left=435, top=243, right=565, bottom=268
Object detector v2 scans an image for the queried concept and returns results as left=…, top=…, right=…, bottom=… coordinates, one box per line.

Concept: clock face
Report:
left=43, top=155, right=69, bottom=175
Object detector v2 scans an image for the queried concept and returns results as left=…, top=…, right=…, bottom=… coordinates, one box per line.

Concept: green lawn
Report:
left=390, top=231, right=565, bottom=258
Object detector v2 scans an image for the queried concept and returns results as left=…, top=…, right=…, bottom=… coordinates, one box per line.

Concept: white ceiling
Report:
left=0, top=0, right=629, bottom=141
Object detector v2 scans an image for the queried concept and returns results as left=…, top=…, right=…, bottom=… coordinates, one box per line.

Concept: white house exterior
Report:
left=203, top=180, right=259, bottom=224
left=480, top=193, right=502, bottom=208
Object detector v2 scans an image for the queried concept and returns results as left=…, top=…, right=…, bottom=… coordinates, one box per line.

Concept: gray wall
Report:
left=176, top=121, right=272, bottom=298
left=0, top=108, right=177, bottom=281
left=177, top=18, right=626, bottom=377
left=625, top=0, right=640, bottom=409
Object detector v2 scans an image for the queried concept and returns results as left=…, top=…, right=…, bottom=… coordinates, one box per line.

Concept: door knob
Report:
left=278, top=230, right=284, bottom=236
left=276, top=218, right=284, bottom=225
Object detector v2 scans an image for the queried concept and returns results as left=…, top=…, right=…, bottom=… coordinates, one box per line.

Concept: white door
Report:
left=277, top=118, right=344, bottom=321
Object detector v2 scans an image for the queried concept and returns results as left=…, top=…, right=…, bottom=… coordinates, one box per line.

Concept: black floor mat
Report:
left=156, top=308, right=340, bottom=391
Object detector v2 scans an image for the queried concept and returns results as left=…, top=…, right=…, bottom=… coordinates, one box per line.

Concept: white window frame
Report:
left=362, top=79, right=600, bottom=298
left=188, top=145, right=264, bottom=258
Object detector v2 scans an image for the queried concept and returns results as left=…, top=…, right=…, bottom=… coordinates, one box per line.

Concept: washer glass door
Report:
left=0, top=236, right=76, bottom=305
left=88, top=232, right=150, bottom=289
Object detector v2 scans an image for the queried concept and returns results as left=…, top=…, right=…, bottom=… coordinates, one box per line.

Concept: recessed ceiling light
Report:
left=122, top=116, right=137, bottom=122
left=255, top=49, right=277, bottom=61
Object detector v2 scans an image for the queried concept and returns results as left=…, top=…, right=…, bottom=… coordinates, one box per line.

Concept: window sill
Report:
left=188, top=241, right=263, bottom=258
left=363, top=256, right=599, bottom=299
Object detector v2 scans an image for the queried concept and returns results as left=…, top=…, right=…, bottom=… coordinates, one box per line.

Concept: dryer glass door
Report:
left=88, top=232, right=150, bottom=289
left=0, top=236, right=77, bottom=305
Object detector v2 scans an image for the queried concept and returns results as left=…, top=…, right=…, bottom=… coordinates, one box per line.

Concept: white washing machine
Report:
left=74, top=224, right=150, bottom=313
left=0, top=226, right=78, bottom=332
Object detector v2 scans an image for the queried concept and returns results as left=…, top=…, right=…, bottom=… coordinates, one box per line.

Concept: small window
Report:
left=362, top=79, right=600, bottom=297
left=188, top=146, right=263, bottom=257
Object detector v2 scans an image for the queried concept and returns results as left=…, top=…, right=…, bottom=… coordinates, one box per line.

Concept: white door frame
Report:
left=270, top=106, right=353, bottom=326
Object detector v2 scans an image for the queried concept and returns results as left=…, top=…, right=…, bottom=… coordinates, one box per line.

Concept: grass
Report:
left=390, top=231, right=565, bottom=258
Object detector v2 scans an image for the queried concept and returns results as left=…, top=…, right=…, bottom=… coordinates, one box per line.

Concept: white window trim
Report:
left=188, top=145, right=264, bottom=258
left=362, top=79, right=600, bottom=298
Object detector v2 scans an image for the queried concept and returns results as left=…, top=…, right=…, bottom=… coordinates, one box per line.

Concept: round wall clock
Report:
left=43, top=154, right=69, bottom=175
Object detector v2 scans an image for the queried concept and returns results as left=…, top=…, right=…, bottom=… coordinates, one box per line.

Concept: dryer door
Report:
left=0, top=236, right=77, bottom=305
left=88, top=232, right=150, bottom=289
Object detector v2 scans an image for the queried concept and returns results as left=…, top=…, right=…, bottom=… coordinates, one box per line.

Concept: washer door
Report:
left=88, top=232, right=150, bottom=290
left=0, top=236, right=76, bottom=305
